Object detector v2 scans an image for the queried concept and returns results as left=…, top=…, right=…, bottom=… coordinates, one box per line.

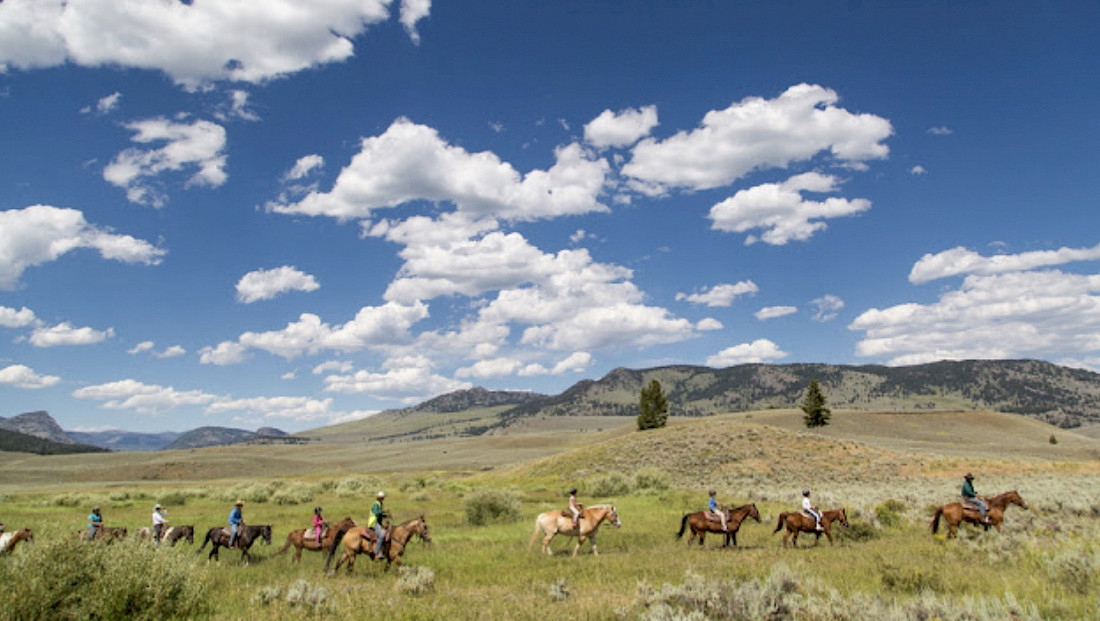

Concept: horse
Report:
left=677, top=503, right=761, bottom=548
left=78, top=526, right=127, bottom=543
left=196, top=524, right=272, bottom=563
left=325, top=515, right=431, bottom=574
left=274, top=516, right=356, bottom=562
left=0, top=528, right=33, bottom=555
left=931, top=490, right=1029, bottom=538
left=162, top=525, right=195, bottom=546
left=773, top=507, right=848, bottom=548
left=529, top=504, right=621, bottom=557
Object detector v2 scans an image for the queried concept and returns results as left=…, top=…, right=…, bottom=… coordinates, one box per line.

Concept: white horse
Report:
left=529, top=504, right=621, bottom=556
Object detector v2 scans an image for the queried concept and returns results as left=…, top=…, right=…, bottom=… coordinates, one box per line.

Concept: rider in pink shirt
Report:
left=312, top=506, right=325, bottom=542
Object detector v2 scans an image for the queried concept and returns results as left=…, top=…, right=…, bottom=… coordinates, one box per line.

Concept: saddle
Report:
left=705, top=511, right=723, bottom=523
left=303, top=526, right=327, bottom=541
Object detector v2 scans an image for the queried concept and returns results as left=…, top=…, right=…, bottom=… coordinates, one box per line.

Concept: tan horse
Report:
left=274, top=516, right=356, bottom=562
left=0, top=528, right=34, bottom=554
left=773, top=507, right=848, bottom=548
left=677, top=503, right=761, bottom=548
left=325, top=515, right=431, bottom=574
left=78, top=526, right=127, bottom=543
left=529, top=504, right=621, bottom=556
left=931, top=490, right=1029, bottom=537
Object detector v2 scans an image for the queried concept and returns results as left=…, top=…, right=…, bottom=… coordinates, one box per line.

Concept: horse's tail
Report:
left=324, top=526, right=349, bottom=572
left=930, top=507, right=943, bottom=534
left=195, top=530, right=211, bottom=555
left=773, top=512, right=787, bottom=534
left=273, top=533, right=293, bottom=556
left=676, top=513, right=689, bottom=539
left=528, top=514, right=545, bottom=552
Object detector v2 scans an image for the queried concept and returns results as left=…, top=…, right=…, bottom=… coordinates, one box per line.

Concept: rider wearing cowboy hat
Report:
left=152, top=503, right=168, bottom=546
left=961, top=473, right=990, bottom=524
left=228, top=500, right=244, bottom=548
left=370, top=492, right=388, bottom=561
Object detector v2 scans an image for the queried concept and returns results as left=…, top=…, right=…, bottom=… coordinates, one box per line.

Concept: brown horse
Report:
left=529, top=504, right=621, bottom=557
left=196, top=524, right=272, bottom=562
left=931, top=490, right=1029, bottom=538
left=162, top=525, right=195, bottom=546
left=677, top=503, right=761, bottom=548
left=325, top=515, right=431, bottom=574
left=274, top=516, right=356, bottom=562
left=0, top=528, right=34, bottom=554
left=773, top=507, right=848, bottom=548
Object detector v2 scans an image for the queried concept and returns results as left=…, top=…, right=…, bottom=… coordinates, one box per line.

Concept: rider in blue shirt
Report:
left=87, top=506, right=103, bottom=540
left=228, top=500, right=244, bottom=548
left=708, top=490, right=728, bottom=532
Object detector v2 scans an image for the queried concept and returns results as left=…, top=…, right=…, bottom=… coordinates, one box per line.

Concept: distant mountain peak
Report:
left=0, top=410, right=75, bottom=444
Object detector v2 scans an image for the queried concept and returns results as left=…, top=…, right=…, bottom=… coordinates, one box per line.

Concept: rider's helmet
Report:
left=92, top=506, right=101, bottom=512
left=377, top=491, right=386, bottom=499
left=314, top=506, right=322, bottom=514
left=802, top=489, right=810, bottom=496
left=569, top=487, right=578, bottom=495
left=709, top=489, right=716, bottom=496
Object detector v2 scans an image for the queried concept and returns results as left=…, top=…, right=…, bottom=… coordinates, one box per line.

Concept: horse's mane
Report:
left=587, top=504, right=615, bottom=510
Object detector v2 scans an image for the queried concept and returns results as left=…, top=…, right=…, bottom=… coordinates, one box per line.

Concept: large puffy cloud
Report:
left=0, top=305, right=36, bottom=328
left=0, top=205, right=164, bottom=289
left=706, top=339, right=788, bottom=367
left=708, top=172, right=870, bottom=245
left=322, top=355, right=471, bottom=403
left=236, top=266, right=320, bottom=303
left=622, top=84, right=891, bottom=194
left=0, top=0, right=417, bottom=88
left=584, top=105, right=659, bottom=149
left=203, top=301, right=429, bottom=362
left=268, top=118, right=610, bottom=222
left=103, top=117, right=227, bottom=207
left=29, top=322, right=114, bottom=347
left=850, top=270, right=1100, bottom=366
left=0, top=364, right=61, bottom=389
left=73, top=379, right=218, bottom=414
left=909, top=242, right=1100, bottom=284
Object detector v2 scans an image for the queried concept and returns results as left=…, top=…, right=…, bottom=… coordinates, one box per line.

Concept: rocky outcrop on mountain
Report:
left=0, top=410, right=75, bottom=444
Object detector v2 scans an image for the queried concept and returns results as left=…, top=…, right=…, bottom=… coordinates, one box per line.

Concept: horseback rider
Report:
left=312, top=506, right=326, bottom=543
left=802, top=490, right=824, bottom=531
left=228, top=500, right=244, bottom=548
left=568, top=487, right=582, bottom=529
left=961, top=473, right=990, bottom=524
left=152, top=504, right=168, bottom=546
left=708, top=490, right=728, bottom=532
left=87, top=506, right=103, bottom=540
left=369, top=491, right=388, bottom=561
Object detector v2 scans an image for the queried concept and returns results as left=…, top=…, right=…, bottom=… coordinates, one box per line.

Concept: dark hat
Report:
left=314, top=506, right=322, bottom=514
left=964, top=473, right=974, bottom=480
left=802, top=489, right=810, bottom=496
left=569, top=487, right=578, bottom=494
left=709, top=489, right=716, bottom=495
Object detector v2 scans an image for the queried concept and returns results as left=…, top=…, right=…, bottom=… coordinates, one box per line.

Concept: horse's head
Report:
left=1007, top=490, right=1029, bottom=509
left=414, top=517, right=431, bottom=544
left=260, top=525, right=273, bottom=544
left=183, top=525, right=195, bottom=543
left=337, top=516, right=357, bottom=530
left=748, top=503, right=761, bottom=523
left=606, top=505, right=621, bottom=528
left=835, top=508, right=849, bottom=527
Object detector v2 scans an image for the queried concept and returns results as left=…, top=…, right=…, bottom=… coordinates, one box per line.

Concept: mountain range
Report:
left=3, top=359, right=1098, bottom=453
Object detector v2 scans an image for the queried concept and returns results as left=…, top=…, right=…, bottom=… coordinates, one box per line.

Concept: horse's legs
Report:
left=590, top=534, right=598, bottom=556
left=542, top=533, right=555, bottom=556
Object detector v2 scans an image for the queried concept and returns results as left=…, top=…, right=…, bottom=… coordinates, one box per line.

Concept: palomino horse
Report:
left=773, top=507, right=848, bottom=548
left=325, top=515, right=431, bottom=574
left=196, top=524, right=272, bottom=562
left=0, top=528, right=33, bottom=554
left=931, top=490, right=1029, bottom=538
left=274, top=516, right=356, bottom=562
left=677, top=503, right=761, bottom=548
left=529, top=504, right=621, bottom=557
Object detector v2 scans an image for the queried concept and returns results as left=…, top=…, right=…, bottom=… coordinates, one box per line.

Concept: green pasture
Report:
left=1, top=411, right=1099, bottom=619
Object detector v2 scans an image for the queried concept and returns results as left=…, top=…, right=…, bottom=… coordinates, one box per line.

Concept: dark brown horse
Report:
left=196, top=524, right=272, bottom=562
left=931, top=490, right=1029, bottom=537
left=325, top=515, right=431, bottom=574
left=677, top=503, right=761, bottom=547
left=274, top=516, right=356, bottom=562
left=773, top=507, right=848, bottom=548
left=0, top=528, right=34, bottom=554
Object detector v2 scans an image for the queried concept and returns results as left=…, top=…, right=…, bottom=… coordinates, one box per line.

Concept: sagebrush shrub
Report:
left=588, top=472, right=631, bottom=496
left=464, top=488, right=522, bottom=525
left=874, top=498, right=907, bottom=527
left=396, top=565, right=436, bottom=595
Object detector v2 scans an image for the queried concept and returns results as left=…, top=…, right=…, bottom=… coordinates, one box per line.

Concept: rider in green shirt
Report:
left=369, top=491, right=388, bottom=560
left=961, top=473, right=989, bottom=524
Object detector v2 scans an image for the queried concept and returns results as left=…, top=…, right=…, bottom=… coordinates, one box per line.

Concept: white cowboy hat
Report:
left=376, top=491, right=386, bottom=498
left=154, top=504, right=163, bottom=510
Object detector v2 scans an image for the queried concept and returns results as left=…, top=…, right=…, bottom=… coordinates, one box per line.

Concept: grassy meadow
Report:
left=1, top=410, right=1099, bottom=620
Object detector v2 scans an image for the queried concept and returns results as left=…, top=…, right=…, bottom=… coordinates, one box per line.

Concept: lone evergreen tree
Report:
left=801, top=379, right=831, bottom=428
left=637, top=379, right=669, bottom=430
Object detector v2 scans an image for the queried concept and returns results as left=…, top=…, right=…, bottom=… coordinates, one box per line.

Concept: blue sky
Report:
left=2, top=1, right=1098, bottom=433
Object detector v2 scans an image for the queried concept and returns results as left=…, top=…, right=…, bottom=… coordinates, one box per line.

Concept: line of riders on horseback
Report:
left=18, top=471, right=1020, bottom=563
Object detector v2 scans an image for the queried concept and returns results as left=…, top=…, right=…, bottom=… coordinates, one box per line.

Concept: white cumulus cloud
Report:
left=29, top=322, right=114, bottom=347
left=0, top=364, right=61, bottom=389
left=755, top=306, right=798, bottom=320
left=236, top=266, right=320, bottom=303
left=909, top=243, right=1100, bottom=284
left=676, top=281, right=758, bottom=307
left=584, top=105, right=659, bottom=149
left=706, top=339, right=788, bottom=366
left=0, top=305, right=37, bottom=328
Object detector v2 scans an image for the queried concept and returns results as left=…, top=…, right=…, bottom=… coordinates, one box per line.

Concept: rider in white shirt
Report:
left=802, top=490, right=823, bottom=531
